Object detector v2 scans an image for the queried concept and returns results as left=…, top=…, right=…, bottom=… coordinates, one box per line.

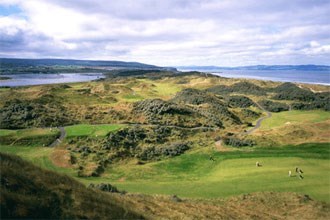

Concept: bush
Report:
left=88, top=183, right=120, bottom=193
left=138, top=142, right=190, bottom=161
left=272, top=82, right=315, bottom=101
left=258, top=100, right=289, bottom=112
left=206, top=82, right=267, bottom=96
left=223, top=137, right=255, bottom=147
left=227, top=96, right=255, bottom=108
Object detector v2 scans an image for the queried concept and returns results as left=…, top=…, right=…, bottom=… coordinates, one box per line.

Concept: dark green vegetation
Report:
left=258, top=100, right=289, bottom=112
left=206, top=81, right=267, bottom=96
left=227, top=95, right=255, bottom=108
left=0, top=97, right=74, bottom=129
left=0, top=153, right=142, bottom=219
left=272, top=83, right=330, bottom=111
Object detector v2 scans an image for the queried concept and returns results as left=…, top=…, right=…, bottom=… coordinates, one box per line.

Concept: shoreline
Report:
left=208, top=72, right=330, bottom=86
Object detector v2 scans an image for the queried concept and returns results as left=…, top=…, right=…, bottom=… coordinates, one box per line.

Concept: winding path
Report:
left=243, top=102, right=272, bottom=135
left=49, top=127, right=66, bottom=147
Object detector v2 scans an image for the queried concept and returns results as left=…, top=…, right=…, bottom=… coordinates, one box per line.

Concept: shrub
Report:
left=227, top=96, right=255, bottom=108
left=138, top=142, right=190, bottom=161
left=258, top=100, right=289, bottom=112
left=222, top=137, right=255, bottom=147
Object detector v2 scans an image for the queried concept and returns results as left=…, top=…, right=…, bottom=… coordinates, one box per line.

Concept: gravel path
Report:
left=49, top=127, right=66, bottom=147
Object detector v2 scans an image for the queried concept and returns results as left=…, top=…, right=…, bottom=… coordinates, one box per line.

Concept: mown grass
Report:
left=1, top=141, right=329, bottom=202
left=260, top=110, right=330, bottom=130
left=0, top=128, right=59, bottom=146
left=65, top=124, right=123, bottom=138
left=0, top=129, right=16, bottom=136
left=0, top=145, right=76, bottom=176
left=0, top=127, right=58, bottom=138
left=80, top=143, right=330, bottom=203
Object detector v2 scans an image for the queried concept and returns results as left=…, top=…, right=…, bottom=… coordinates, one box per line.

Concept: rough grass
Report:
left=65, top=124, right=123, bottom=138
left=260, top=110, right=330, bottom=130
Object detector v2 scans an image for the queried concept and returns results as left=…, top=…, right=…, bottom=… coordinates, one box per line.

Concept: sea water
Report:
left=0, top=73, right=105, bottom=87
left=208, top=70, right=330, bottom=85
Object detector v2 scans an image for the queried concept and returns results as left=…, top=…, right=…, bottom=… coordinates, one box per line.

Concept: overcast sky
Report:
left=0, top=0, right=329, bottom=66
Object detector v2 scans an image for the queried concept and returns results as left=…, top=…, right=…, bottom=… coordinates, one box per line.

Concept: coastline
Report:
left=209, top=72, right=330, bottom=86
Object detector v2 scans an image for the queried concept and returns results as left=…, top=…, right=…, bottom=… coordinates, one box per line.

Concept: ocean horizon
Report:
left=179, top=69, right=330, bottom=86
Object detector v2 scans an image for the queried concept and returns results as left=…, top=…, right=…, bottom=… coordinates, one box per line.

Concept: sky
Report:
left=0, top=0, right=329, bottom=67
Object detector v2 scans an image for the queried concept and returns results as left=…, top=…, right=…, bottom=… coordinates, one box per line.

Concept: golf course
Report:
left=1, top=71, right=329, bottom=219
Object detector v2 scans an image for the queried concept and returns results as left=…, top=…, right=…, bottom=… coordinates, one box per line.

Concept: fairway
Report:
left=108, top=157, right=329, bottom=202
left=65, top=124, right=124, bottom=138
left=259, top=110, right=330, bottom=130
left=79, top=143, right=330, bottom=202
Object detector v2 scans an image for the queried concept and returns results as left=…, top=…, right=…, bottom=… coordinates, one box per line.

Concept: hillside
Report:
left=1, top=152, right=329, bottom=220
left=0, top=58, right=176, bottom=74
left=0, top=152, right=142, bottom=219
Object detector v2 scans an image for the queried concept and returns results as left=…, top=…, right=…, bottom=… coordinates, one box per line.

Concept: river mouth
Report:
left=0, top=73, right=105, bottom=87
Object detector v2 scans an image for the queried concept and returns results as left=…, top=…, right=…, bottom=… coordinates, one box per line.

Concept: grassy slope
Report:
left=0, top=152, right=142, bottom=219
left=259, top=110, right=330, bottom=130
left=252, top=110, right=330, bottom=146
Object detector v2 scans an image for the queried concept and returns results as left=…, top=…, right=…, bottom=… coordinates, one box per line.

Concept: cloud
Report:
left=0, top=0, right=329, bottom=66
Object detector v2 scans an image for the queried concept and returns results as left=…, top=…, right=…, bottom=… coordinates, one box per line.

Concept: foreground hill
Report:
left=0, top=152, right=142, bottom=219
left=1, top=152, right=329, bottom=219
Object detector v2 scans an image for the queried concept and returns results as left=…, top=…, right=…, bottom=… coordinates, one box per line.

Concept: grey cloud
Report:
left=0, top=0, right=329, bottom=65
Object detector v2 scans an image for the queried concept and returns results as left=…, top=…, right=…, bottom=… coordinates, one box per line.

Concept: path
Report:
left=243, top=102, right=272, bottom=135
left=215, top=101, right=272, bottom=151
left=49, top=127, right=66, bottom=147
